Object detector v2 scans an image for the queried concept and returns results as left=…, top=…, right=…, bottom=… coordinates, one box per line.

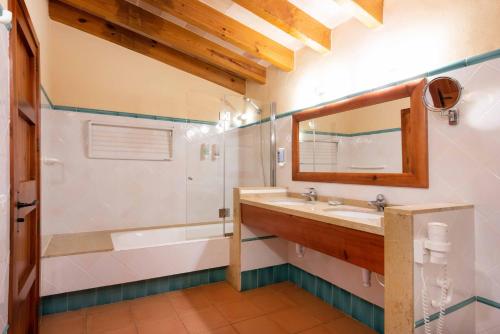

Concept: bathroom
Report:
left=0, top=0, right=499, bottom=333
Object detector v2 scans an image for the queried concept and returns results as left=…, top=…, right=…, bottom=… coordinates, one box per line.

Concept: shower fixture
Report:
left=244, top=96, right=262, bottom=113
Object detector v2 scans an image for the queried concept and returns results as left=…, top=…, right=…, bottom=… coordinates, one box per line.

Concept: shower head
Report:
left=244, top=97, right=262, bottom=114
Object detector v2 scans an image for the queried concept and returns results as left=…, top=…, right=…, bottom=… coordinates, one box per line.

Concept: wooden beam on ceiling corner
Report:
left=140, top=0, right=294, bottom=72
left=56, top=0, right=266, bottom=84
left=335, top=0, right=383, bottom=28
left=48, top=0, right=246, bottom=94
left=232, top=0, right=331, bottom=54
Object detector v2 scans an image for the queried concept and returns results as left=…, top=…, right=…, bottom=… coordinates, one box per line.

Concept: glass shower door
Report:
left=185, top=92, right=225, bottom=239
left=185, top=93, right=270, bottom=239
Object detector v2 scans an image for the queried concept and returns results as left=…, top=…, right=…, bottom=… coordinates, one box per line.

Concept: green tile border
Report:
left=41, top=266, right=226, bottom=316
left=414, top=296, right=476, bottom=328
left=241, top=235, right=278, bottom=242
left=2, top=324, right=8, bottom=334
left=241, top=263, right=384, bottom=334
left=476, top=296, right=500, bottom=309
left=303, top=128, right=401, bottom=138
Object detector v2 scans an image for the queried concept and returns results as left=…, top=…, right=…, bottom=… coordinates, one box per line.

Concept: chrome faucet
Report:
left=368, top=194, right=386, bottom=212
left=301, top=187, right=318, bottom=202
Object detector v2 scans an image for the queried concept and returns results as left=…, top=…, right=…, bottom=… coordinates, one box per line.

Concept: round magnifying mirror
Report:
left=423, top=76, right=462, bottom=112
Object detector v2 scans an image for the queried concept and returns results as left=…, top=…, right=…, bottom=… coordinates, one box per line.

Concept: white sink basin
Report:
left=265, top=199, right=306, bottom=206
left=324, top=209, right=382, bottom=220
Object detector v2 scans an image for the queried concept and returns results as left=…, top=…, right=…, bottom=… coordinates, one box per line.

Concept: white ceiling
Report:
left=130, top=0, right=353, bottom=67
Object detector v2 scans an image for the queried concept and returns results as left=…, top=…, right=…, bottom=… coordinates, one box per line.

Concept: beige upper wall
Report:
left=247, top=0, right=500, bottom=114
left=24, top=0, right=240, bottom=122
left=0, top=0, right=7, bottom=9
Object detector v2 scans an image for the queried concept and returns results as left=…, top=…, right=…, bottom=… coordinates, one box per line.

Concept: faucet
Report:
left=368, top=194, right=386, bottom=212
left=301, top=187, right=318, bottom=202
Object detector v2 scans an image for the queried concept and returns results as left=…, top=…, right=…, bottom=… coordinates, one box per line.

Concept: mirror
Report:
left=292, top=79, right=429, bottom=188
left=423, top=77, right=462, bottom=111
left=298, top=97, right=410, bottom=173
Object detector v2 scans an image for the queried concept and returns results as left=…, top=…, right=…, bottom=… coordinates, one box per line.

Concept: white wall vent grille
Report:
left=299, top=139, right=338, bottom=172
left=88, top=121, right=173, bottom=161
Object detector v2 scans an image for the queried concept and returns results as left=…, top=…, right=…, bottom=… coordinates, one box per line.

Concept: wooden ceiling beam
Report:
left=232, top=0, right=331, bottom=54
left=56, top=0, right=266, bottom=84
left=48, top=0, right=246, bottom=94
left=140, top=0, right=294, bottom=72
left=335, top=0, right=384, bottom=28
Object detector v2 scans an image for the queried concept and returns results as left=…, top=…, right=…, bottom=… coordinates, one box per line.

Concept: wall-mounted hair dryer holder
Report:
left=0, top=4, right=12, bottom=31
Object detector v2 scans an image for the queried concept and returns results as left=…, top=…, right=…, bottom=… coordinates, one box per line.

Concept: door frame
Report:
left=8, top=0, right=41, bottom=332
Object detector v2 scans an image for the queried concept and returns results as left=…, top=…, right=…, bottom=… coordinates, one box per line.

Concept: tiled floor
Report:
left=40, top=282, right=377, bottom=334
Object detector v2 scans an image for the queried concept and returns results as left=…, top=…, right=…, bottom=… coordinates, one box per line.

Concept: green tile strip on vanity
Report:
left=241, top=263, right=384, bottom=334
left=40, top=266, right=226, bottom=316
left=2, top=325, right=8, bottom=334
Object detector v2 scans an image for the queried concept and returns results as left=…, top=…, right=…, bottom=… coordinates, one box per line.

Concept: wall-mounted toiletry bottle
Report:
left=200, top=143, right=210, bottom=160
left=211, top=144, right=220, bottom=161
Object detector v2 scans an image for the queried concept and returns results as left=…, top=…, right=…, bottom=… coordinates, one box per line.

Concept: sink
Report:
left=265, top=199, right=306, bottom=206
left=324, top=209, right=382, bottom=220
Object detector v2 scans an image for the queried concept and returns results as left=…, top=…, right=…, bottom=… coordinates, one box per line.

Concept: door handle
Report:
left=16, top=200, right=37, bottom=209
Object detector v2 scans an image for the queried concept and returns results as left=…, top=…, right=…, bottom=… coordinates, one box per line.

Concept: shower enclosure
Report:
left=185, top=93, right=272, bottom=238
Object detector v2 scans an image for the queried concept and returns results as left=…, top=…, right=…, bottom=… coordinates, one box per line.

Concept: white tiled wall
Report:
left=271, top=59, right=500, bottom=315
left=476, top=302, right=500, bottom=334
left=413, top=209, right=475, bottom=332
left=0, top=24, right=9, bottom=334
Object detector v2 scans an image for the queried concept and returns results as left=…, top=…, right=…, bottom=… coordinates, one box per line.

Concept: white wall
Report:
left=271, top=57, right=500, bottom=325
left=0, top=23, right=9, bottom=334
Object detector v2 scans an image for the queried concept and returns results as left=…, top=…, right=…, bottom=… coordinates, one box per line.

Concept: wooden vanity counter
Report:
left=240, top=196, right=385, bottom=275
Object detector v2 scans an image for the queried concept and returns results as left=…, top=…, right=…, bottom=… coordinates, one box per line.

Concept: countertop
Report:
left=240, top=195, right=385, bottom=236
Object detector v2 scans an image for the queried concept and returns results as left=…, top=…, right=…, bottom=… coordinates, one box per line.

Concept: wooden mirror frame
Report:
left=292, top=78, right=429, bottom=188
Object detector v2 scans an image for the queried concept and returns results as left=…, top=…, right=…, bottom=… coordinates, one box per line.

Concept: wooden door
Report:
left=8, top=0, right=41, bottom=333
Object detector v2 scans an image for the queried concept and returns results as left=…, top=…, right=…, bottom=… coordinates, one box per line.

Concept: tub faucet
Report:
left=368, top=194, right=386, bottom=212
left=301, top=188, right=318, bottom=202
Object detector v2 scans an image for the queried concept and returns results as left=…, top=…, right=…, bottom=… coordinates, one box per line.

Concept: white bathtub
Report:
left=111, top=223, right=234, bottom=251
left=41, top=223, right=231, bottom=296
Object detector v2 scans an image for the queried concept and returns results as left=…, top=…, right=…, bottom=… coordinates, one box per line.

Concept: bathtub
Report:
left=41, top=223, right=231, bottom=296
left=111, top=223, right=234, bottom=250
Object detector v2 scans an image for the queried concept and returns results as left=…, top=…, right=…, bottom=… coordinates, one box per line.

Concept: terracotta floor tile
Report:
left=233, top=316, right=288, bottom=334
left=300, top=300, right=344, bottom=323
left=101, top=325, right=138, bottom=334
left=168, top=289, right=212, bottom=314
left=196, top=326, right=238, bottom=334
left=297, top=326, right=331, bottom=334
left=322, top=317, right=377, bottom=334
left=129, top=297, right=176, bottom=322
left=201, top=283, right=244, bottom=304
left=178, top=306, right=229, bottom=333
left=40, top=310, right=86, bottom=334
left=136, top=316, right=188, bottom=334
left=87, top=302, right=131, bottom=316
left=267, top=307, right=322, bottom=333
left=278, top=289, right=318, bottom=306
left=215, top=300, right=263, bottom=323
left=86, top=305, right=134, bottom=334
left=247, top=291, right=295, bottom=314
